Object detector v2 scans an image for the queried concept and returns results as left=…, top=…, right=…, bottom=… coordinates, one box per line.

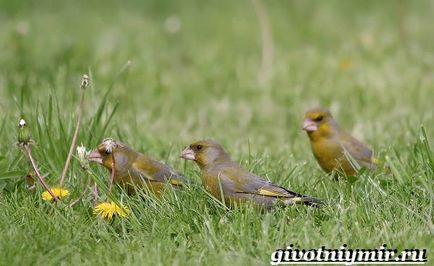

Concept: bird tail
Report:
left=285, top=196, right=324, bottom=207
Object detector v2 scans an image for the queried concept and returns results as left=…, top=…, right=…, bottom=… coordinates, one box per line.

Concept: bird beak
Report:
left=302, top=118, right=317, bottom=132
left=180, top=147, right=195, bottom=160
left=87, top=149, right=103, bottom=164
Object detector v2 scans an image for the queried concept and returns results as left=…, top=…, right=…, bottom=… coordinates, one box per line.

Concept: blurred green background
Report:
left=1, top=0, right=432, bottom=150
left=0, top=0, right=432, bottom=265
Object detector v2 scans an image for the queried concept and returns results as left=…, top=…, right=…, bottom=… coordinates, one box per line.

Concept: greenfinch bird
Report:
left=181, top=140, right=321, bottom=208
left=88, top=138, right=186, bottom=194
left=302, top=108, right=377, bottom=176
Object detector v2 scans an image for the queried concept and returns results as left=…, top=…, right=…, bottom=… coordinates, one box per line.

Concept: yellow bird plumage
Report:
left=302, top=108, right=377, bottom=176
left=181, top=140, right=322, bottom=209
left=88, top=138, right=186, bottom=194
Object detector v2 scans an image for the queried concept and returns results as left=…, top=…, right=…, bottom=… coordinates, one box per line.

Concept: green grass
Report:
left=0, top=0, right=433, bottom=265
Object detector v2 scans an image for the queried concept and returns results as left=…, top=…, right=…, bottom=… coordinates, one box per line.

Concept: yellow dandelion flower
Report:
left=94, top=201, right=129, bottom=220
left=41, top=187, right=70, bottom=201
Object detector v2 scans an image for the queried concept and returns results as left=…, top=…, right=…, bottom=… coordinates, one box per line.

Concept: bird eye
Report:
left=196, top=145, right=202, bottom=150
left=105, top=149, right=112, bottom=155
left=314, top=115, right=323, bottom=122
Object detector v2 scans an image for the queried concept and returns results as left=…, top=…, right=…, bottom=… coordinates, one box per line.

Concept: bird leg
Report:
left=92, top=182, right=99, bottom=206
left=109, top=153, right=116, bottom=192
left=69, top=175, right=92, bottom=208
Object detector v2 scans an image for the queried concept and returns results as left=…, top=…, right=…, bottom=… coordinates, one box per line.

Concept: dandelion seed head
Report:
left=76, top=144, right=89, bottom=161
left=81, top=74, right=89, bottom=89
left=19, top=119, right=26, bottom=127
left=17, top=118, right=31, bottom=145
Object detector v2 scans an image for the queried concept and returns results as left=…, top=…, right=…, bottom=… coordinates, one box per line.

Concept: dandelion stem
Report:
left=24, top=145, right=58, bottom=202
left=59, top=77, right=87, bottom=187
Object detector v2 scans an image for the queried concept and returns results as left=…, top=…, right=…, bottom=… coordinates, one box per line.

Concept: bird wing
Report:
left=206, top=164, right=322, bottom=207
left=131, top=155, right=186, bottom=186
left=339, top=133, right=375, bottom=169
left=220, top=165, right=304, bottom=199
